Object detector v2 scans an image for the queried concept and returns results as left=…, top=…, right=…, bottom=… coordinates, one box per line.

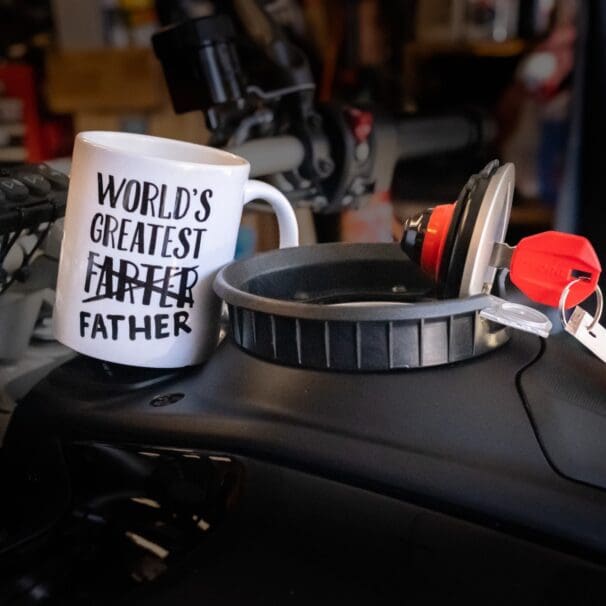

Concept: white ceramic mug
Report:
left=53, top=131, right=299, bottom=367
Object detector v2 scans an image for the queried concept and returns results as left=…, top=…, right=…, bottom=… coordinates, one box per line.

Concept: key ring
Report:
left=559, top=279, right=603, bottom=331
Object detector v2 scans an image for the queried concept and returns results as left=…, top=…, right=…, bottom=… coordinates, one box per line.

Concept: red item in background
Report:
left=518, top=24, right=576, bottom=102
left=345, top=107, right=374, bottom=143
left=0, top=63, right=72, bottom=162
left=510, top=231, right=602, bottom=309
left=341, top=195, right=394, bottom=243
left=0, top=64, right=43, bottom=162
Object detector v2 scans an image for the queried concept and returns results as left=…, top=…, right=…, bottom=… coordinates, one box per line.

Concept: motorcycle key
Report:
left=489, top=231, right=602, bottom=309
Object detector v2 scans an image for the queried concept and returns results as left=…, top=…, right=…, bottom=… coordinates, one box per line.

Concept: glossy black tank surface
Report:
left=3, top=329, right=606, bottom=604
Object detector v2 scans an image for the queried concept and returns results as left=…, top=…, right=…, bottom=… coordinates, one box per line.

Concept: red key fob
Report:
left=509, top=231, right=602, bottom=308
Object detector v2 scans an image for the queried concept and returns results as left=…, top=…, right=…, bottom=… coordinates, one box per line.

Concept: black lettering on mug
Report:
left=174, top=227, right=191, bottom=259
left=141, top=181, right=159, bottom=216
left=91, top=313, right=108, bottom=339
left=129, top=315, right=153, bottom=340
left=80, top=311, right=91, bottom=337
left=81, top=311, right=192, bottom=340
left=155, top=314, right=170, bottom=338
left=116, top=258, right=140, bottom=303
left=117, top=218, right=132, bottom=251
left=174, top=187, right=191, bottom=220
left=107, top=314, right=126, bottom=340
left=195, top=189, right=213, bottom=223
left=101, top=214, right=119, bottom=248
left=123, top=179, right=141, bottom=212
left=84, top=251, right=99, bottom=293
left=97, top=173, right=126, bottom=208
left=147, top=222, right=162, bottom=255
left=174, top=311, right=191, bottom=335
left=130, top=221, right=145, bottom=254
left=90, top=213, right=103, bottom=243
left=158, top=184, right=171, bottom=219
left=160, top=225, right=175, bottom=258
left=83, top=173, right=219, bottom=348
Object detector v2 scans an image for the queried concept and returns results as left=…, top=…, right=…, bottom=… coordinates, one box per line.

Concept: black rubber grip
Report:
left=0, top=163, right=68, bottom=236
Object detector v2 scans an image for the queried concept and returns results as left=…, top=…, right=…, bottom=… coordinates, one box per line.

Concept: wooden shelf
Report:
left=405, top=38, right=529, bottom=58
left=509, top=203, right=553, bottom=227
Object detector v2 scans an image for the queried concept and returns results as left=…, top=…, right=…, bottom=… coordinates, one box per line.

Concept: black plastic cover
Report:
left=8, top=331, right=606, bottom=555
left=519, top=332, right=606, bottom=490
left=152, top=15, right=245, bottom=114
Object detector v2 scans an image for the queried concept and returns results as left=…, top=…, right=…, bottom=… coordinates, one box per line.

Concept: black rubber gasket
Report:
left=438, top=163, right=498, bottom=299
left=436, top=181, right=473, bottom=297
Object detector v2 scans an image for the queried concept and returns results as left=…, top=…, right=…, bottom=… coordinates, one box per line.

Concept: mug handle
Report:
left=243, top=180, right=299, bottom=248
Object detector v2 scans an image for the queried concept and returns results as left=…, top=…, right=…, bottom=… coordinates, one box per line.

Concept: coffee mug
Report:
left=53, top=131, right=299, bottom=367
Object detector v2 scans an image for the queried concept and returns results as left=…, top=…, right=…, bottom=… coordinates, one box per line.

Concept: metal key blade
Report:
left=489, top=242, right=514, bottom=268
left=480, top=296, right=552, bottom=338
